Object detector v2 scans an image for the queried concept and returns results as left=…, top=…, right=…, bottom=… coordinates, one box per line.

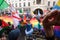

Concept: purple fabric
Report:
left=54, top=26, right=60, bottom=31
left=54, top=26, right=60, bottom=37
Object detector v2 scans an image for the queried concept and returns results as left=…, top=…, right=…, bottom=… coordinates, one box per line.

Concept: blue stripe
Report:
left=53, top=5, right=60, bottom=10
left=54, top=30, right=60, bottom=37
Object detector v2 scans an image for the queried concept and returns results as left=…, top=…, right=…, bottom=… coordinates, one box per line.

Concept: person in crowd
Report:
left=17, top=19, right=26, bottom=40
left=25, top=17, right=33, bottom=36
left=53, top=10, right=60, bottom=40
left=0, top=32, right=7, bottom=40
left=25, top=18, right=33, bottom=40
left=5, top=22, right=14, bottom=34
left=8, top=28, right=20, bottom=40
left=42, top=10, right=60, bottom=40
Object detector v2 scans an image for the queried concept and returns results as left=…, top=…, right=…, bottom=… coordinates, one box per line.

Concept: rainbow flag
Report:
left=30, top=18, right=39, bottom=27
left=53, top=0, right=60, bottom=10
left=0, top=16, right=13, bottom=24
left=30, top=18, right=43, bottom=30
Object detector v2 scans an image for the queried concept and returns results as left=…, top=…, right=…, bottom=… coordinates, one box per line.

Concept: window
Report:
left=36, top=0, right=41, bottom=4
left=19, top=8, right=22, bottom=13
left=48, top=1, right=50, bottom=6
left=15, top=3, right=17, bottom=7
left=27, top=8, right=31, bottom=13
left=19, top=0, right=21, bottom=1
left=53, top=1, right=55, bottom=6
left=23, top=8, right=31, bottom=13
left=23, top=2, right=25, bottom=7
left=28, top=2, right=30, bottom=6
left=33, top=1, right=35, bottom=4
left=23, top=8, right=27, bottom=12
left=19, top=3, right=21, bottom=7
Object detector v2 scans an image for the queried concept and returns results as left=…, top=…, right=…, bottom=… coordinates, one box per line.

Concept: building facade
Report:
left=6, top=0, right=58, bottom=14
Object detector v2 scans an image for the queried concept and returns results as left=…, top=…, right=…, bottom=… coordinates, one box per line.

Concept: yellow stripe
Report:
left=56, top=0, right=60, bottom=6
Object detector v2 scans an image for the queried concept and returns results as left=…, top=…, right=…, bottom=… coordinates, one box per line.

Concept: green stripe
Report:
left=0, top=0, right=9, bottom=10
left=0, top=0, right=4, bottom=6
left=0, top=0, right=3, bottom=5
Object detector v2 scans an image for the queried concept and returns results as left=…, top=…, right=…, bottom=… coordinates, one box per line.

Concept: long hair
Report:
left=0, top=19, right=2, bottom=26
left=42, top=10, right=60, bottom=37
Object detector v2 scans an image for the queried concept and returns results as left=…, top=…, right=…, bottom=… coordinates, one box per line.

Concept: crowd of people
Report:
left=0, top=10, right=60, bottom=40
left=0, top=12, right=44, bottom=40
